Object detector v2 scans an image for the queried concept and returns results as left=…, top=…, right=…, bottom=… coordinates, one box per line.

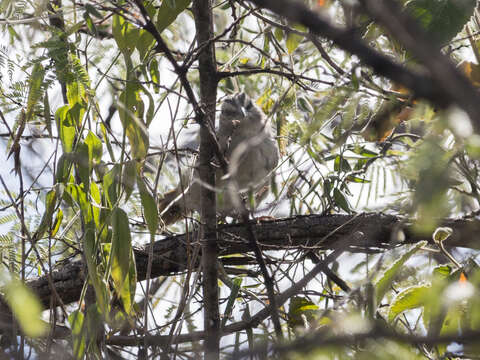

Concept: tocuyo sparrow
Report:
left=158, top=93, right=280, bottom=225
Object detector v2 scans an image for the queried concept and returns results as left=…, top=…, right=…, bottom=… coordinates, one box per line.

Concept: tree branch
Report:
left=191, top=0, right=221, bottom=358
left=19, top=213, right=480, bottom=312
left=243, top=0, right=478, bottom=119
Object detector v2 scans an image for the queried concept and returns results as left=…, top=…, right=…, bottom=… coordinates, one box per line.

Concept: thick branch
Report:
left=191, top=0, right=220, bottom=358
left=21, top=213, right=480, bottom=311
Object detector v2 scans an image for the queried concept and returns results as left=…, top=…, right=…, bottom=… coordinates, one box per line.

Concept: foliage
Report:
left=0, top=0, right=479, bottom=359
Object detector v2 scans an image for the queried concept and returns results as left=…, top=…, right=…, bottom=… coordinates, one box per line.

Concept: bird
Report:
left=158, top=93, right=280, bottom=225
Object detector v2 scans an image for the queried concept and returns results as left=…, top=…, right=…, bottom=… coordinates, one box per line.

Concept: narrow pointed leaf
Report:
left=111, top=207, right=135, bottom=314
left=375, top=241, right=427, bottom=304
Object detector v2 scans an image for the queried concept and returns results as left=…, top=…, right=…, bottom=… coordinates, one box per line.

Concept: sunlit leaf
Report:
left=118, top=83, right=149, bottom=159
left=25, top=63, right=45, bottom=123
left=346, top=175, right=370, bottom=183
left=85, top=131, right=103, bottom=169
left=55, top=153, right=73, bottom=184
left=4, top=277, right=47, bottom=337
left=75, top=142, right=90, bottom=190
left=156, top=0, right=191, bottom=34
left=137, top=174, right=158, bottom=236
left=288, top=296, right=319, bottom=329
left=334, top=155, right=351, bottom=172
left=68, top=310, right=86, bottom=360
left=286, top=28, right=304, bottom=54
left=122, top=160, right=136, bottom=201
left=137, top=29, right=155, bottom=60
left=388, top=284, right=430, bottom=322
left=43, top=91, right=52, bottom=138
left=33, top=188, right=59, bottom=242
left=55, top=105, right=76, bottom=153
left=65, top=184, right=92, bottom=223
left=111, top=207, right=135, bottom=314
left=434, top=265, right=454, bottom=278
left=149, top=58, right=160, bottom=92
left=112, top=14, right=139, bottom=56
left=375, top=241, right=427, bottom=304
left=66, top=80, right=87, bottom=108
left=103, top=165, right=120, bottom=208
left=50, top=209, right=63, bottom=237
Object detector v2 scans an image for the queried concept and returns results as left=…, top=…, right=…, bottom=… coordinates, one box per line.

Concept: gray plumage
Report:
left=158, top=93, right=279, bottom=224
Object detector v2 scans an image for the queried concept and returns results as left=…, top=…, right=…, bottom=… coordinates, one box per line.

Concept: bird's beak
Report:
left=240, top=106, right=247, bottom=118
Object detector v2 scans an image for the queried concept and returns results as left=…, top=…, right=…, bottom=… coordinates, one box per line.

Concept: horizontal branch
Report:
left=20, top=213, right=480, bottom=310
left=235, top=323, right=480, bottom=359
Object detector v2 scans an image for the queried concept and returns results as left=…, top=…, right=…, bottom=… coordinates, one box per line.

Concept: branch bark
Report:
left=18, top=213, right=480, bottom=312
left=191, top=0, right=221, bottom=358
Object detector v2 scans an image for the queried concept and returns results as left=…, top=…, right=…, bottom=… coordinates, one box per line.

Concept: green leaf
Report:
left=90, top=181, right=101, bottom=228
left=137, top=174, right=158, bottom=236
left=111, top=207, right=135, bottom=314
left=84, top=4, right=103, bottom=19
left=346, top=175, right=370, bottom=183
left=405, top=0, right=476, bottom=45
left=25, top=63, right=45, bottom=123
left=4, top=277, right=47, bottom=337
left=68, top=102, right=86, bottom=129
left=433, top=265, right=453, bottom=278
left=65, top=21, right=85, bottom=37
left=66, top=80, right=87, bottom=108
left=43, top=91, right=52, bottom=138
left=137, top=29, right=155, bottom=60
left=333, top=188, right=351, bottom=212
left=83, top=222, right=110, bottom=315
left=388, top=284, right=430, bottom=322
left=297, top=96, right=314, bottom=113
left=118, top=83, right=149, bottom=159
left=55, top=153, right=73, bottom=184
left=65, top=184, right=93, bottom=223
left=84, top=12, right=97, bottom=36
left=156, top=0, right=191, bottom=34
left=286, top=25, right=305, bottom=54
left=68, top=310, right=86, bottom=360
left=288, top=296, right=319, bottom=329
left=85, top=131, right=103, bottom=169
left=33, top=188, right=58, bottom=242
left=375, top=241, right=427, bottom=304
left=85, top=304, right=103, bottom=357
left=75, top=142, right=90, bottom=190
left=50, top=209, right=63, bottom=237
left=274, top=27, right=284, bottom=42
left=122, top=160, right=136, bottom=201
left=221, top=277, right=242, bottom=328
left=103, top=165, right=120, bottom=208
left=143, top=85, right=155, bottom=127
left=55, top=105, right=76, bottom=153
left=112, top=14, right=139, bottom=56
left=334, top=155, right=351, bottom=172
left=352, top=146, right=378, bottom=158
left=149, top=58, right=161, bottom=95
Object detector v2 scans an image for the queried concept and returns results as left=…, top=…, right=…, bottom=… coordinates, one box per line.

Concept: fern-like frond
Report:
left=0, top=214, right=17, bottom=225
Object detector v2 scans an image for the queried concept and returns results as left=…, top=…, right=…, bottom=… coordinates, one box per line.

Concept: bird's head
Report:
left=220, top=93, right=264, bottom=127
